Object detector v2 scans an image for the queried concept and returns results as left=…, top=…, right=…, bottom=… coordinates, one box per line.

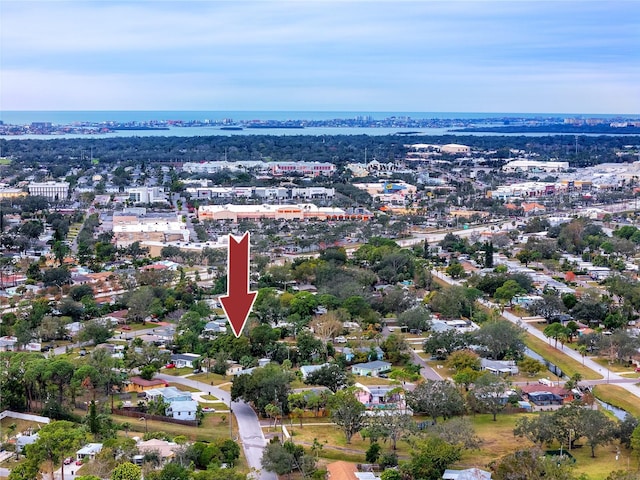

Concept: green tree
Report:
left=518, top=357, right=544, bottom=377
left=494, top=279, right=525, bottom=307
left=25, top=420, right=85, bottom=480
left=329, top=388, right=366, bottom=444
left=111, top=462, right=142, bottom=480
left=473, top=320, right=525, bottom=360
left=401, top=436, right=462, bottom=480
left=406, top=380, right=465, bottom=424
left=580, top=408, right=617, bottom=458
left=231, top=363, right=293, bottom=416
left=544, top=323, right=568, bottom=349
left=470, top=373, right=511, bottom=421
left=446, top=261, right=465, bottom=279
left=305, top=364, right=349, bottom=393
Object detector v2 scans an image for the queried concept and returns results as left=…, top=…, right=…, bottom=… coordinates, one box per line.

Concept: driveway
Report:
left=156, top=374, right=277, bottom=480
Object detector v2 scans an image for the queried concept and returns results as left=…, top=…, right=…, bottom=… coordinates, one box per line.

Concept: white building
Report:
left=126, top=186, right=166, bottom=204
left=27, top=181, right=69, bottom=201
left=502, top=160, right=569, bottom=173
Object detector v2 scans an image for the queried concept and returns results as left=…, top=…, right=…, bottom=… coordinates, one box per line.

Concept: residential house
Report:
left=225, top=363, right=244, bottom=376
left=520, top=384, right=574, bottom=405
left=300, top=363, right=330, bottom=380
left=342, top=346, right=384, bottom=363
left=354, top=383, right=412, bottom=415
left=166, top=400, right=199, bottom=421
left=480, top=359, right=519, bottom=376
left=443, top=468, right=492, bottom=480
left=16, top=433, right=38, bottom=453
left=0, top=336, right=18, bottom=352
left=124, top=376, right=169, bottom=394
left=103, top=309, right=129, bottom=325
left=76, top=443, right=103, bottom=463
left=145, top=386, right=192, bottom=403
left=202, top=319, right=227, bottom=336
left=351, top=361, right=392, bottom=377
left=170, top=353, right=201, bottom=369
left=134, top=439, right=179, bottom=465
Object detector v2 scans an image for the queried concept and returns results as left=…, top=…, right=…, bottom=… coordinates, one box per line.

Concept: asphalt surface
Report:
left=156, top=373, right=277, bottom=480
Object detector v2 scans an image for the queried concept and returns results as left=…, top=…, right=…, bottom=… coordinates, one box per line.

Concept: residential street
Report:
left=433, top=270, right=640, bottom=400
left=155, top=373, right=277, bottom=480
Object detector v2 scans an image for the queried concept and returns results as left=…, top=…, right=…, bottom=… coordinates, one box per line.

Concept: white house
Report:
left=170, top=353, right=201, bottom=369
left=300, top=363, right=330, bottom=380
left=76, top=443, right=103, bottom=462
left=351, top=361, right=392, bottom=377
left=166, top=400, right=199, bottom=421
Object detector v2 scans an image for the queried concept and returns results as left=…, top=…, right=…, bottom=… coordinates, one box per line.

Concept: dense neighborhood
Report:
left=0, top=132, right=640, bottom=480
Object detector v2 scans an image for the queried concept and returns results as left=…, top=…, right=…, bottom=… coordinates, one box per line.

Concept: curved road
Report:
left=432, top=270, right=640, bottom=400
left=156, top=373, right=276, bottom=480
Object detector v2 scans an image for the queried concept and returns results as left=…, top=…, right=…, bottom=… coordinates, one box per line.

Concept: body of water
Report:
left=0, top=110, right=612, bottom=125
left=1, top=110, right=636, bottom=140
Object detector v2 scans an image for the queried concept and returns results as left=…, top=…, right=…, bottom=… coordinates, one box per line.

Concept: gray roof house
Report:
left=166, top=400, right=199, bottom=421
left=300, top=363, right=330, bottom=380
left=170, top=353, right=201, bottom=369
left=145, top=386, right=192, bottom=403
left=443, top=468, right=492, bottom=480
left=351, top=361, right=392, bottom=377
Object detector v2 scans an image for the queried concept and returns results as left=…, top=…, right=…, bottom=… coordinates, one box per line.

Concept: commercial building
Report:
left=502, top=160, right=569, bottom=173
left=111, top=212, right=189, bottom=247
left=182, top=160, right=336, bottom=177
left=27, top=181, right=70, bottom=201
left=0, top=187, right=27, bottom=199
left=126, top=186, right=166, bottom=204
left=197, top=203, right=372, bottom=222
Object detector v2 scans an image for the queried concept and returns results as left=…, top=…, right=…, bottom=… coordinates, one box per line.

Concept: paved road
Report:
left=156, top=374, right=276, bottom=480
left=381, top=325, right=442, bottom=381
left=433, top=269, right=640, bottom=400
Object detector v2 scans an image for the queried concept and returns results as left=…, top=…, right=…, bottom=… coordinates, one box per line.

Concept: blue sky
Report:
left=1, top=1, right=638, bottom=114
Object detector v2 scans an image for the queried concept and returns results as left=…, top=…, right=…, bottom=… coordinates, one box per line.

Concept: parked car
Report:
left=202, top=407, right=216, bottom=412
left=63, top=457, right=73, bottom=465
left=75, top=459, right=83, bottom=466
left=121, top=325, right=132, bottom=331
left=334, top=336, right=347, bottom=344
left=165, top=363, right=176, bottom=369
left=78, top=349, right=87, bottom=356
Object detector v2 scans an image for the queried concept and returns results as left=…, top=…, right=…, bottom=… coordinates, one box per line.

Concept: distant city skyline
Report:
left=1, top=1, right=638, bottom=114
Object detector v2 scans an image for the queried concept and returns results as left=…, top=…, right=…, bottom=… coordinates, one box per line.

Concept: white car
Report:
left=334, top=336, right=347, bottom=344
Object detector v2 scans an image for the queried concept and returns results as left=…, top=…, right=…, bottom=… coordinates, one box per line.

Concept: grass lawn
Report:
left=524, top=334, right=601, bottom=380
left=167, top=382, right=200, bottom=392
left=592, top=384, right=640, bottom=419
left=592, top=358, right=640, bottom=375
left=200, top=394, right=220, bottom=401
left=200, top=402, right=228, bottom=411
left=351, top=376, right=398, bottom=386
left=110, top=412, right=235, bottom=443
left=190, top=372, right=230, bottom=385
left=161, top=367, right=192, bottom=376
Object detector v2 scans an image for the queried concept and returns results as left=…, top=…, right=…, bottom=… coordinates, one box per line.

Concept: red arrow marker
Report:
left=220, top=232, right=257, bottom=338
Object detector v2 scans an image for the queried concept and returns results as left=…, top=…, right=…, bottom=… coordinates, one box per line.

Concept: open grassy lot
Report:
left=524, top=334, right=601, bottom=380
left=190, top=372, right=230, bottom=385
left=110, top=411, right=235, bottom=443
left=592, top=384, right=640, bottom=419
left=592, top=358, right=640, bottom=377
left=351, top=376, right=398, bottom=386
left=167, top=382, right=200, bottom=392
left=161, top=367, right=192, bottom=376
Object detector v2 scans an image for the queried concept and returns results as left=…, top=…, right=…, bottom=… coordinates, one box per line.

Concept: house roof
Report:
left=171, top=353, right=201, bottom=361
left=137, top=439, right=178, bottom=458
left=352, top=360, right=391, bottom=370
left=443, top=468, right=492, bottom=480
left=168, top=400, right=198, bottom=412
left=129, top=376, right=168, bottom=387
left=77, top=443, right=103, bottom=455
left=326, top=461, right=359, bottom=480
